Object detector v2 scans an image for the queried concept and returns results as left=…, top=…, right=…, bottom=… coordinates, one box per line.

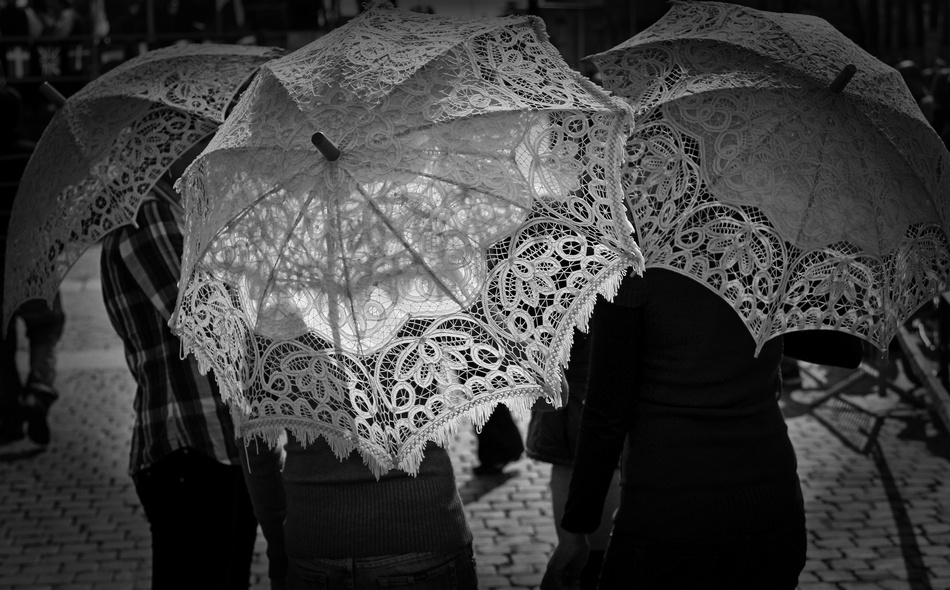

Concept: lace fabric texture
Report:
left=3, top=43, right=283, bottom=330
left=172, top=2, right=642, bottom=476
left=589, top=1, right=950, bottom=354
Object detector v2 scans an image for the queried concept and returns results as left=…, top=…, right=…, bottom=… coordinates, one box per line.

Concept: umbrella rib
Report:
left=198, top=183, right=312, bottom=332
left=391, top=166, right=532, bottom=213
left=327, top=194, right=363, bottom=356
left=260, top=191, right=318, bottom=308
left=149, top=178, right=185, bottom=219
left=354, top=184, right=467, bottom=309
left=791, top=121, right=832, bottom=248
left=216, top=184, right=286, bottom=235
left=152, top=191, right=185, bottom=219
left=386, top=106, right=536, bottom=141
left=766, top=116, right=830, bottom=328
left=192, top=184, right=287, bottom=284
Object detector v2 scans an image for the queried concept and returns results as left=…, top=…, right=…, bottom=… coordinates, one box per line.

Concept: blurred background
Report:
left=3, top=0, right=950, bottom=137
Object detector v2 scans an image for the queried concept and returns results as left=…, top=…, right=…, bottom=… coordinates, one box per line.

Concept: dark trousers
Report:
left=598, top=524, right=806, bottom=590
left=0, top=324, right=22, bottom=433
left=476, top=404, right=524, bottom=465
left=0, top=294, right=65, bottom=434
left=132, top=447, right=259, bottom=590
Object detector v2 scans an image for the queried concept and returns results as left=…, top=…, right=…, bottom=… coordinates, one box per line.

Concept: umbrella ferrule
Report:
left=829, top=64, right=857, bottom=93
left=39, top=82, right=67, bottom=107
left=312, top=132, right=341, bottom=161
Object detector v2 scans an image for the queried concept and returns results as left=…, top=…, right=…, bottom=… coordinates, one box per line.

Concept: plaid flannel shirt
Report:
left=100, top=186, right=238, bottom=475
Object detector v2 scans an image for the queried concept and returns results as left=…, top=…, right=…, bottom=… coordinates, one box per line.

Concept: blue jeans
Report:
left=598, top=524, right=806, bottom=589
left=287, top=543, right=477, bottom=590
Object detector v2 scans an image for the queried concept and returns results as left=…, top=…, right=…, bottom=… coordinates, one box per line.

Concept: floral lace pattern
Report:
left=172, top=2, right=641, bottom=476
left=589, top=1, right=950, bottom=354
left=4, top=43, right=282, bottom=330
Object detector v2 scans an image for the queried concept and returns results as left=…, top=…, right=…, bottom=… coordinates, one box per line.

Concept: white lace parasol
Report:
left=171, top=1, right=642, bottom=476
left=3, top=43, right=283, bottom=330
left=589, top=0, right=950, bottom=354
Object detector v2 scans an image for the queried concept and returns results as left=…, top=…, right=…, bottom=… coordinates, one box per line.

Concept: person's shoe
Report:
left=473, top=462, right=507, bottom=476
left=473, top=452, right=522, bottom=476
left=21, top=380, right=58, bottom=446
left=781, top=373, right=803, bottom=390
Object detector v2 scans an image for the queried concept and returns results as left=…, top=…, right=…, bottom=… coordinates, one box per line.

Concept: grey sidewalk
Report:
left=1, top=245, right=949, bottom=589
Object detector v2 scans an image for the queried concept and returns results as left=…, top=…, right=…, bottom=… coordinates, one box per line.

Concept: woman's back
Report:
left=568, top=268, right=802, bottom=541
left=281, top=436, right=472, bottom=558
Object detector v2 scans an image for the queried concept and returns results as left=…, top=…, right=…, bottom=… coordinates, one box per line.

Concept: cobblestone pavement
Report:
left=1, top=245, right=949, bottom=589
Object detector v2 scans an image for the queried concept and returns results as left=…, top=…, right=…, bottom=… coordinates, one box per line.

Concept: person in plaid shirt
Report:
left=99, top=142, right=258, bottom=589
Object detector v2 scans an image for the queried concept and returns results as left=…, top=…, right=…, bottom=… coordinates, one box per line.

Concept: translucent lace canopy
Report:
left=172, top=1, right=642, bottom=476
left=3, top=43, right=283, bottom=330
left=589, top=1, right=950, bottom=354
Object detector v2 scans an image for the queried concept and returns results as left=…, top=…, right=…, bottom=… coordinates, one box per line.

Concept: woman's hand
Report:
left=541, top=531, right=590, bottom=590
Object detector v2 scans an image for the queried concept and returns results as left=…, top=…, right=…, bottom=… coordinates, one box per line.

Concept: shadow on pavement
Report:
left=0, top=442, right=47, bottom=463
left=871, top=442, right=934, bottom=590
left=458, top=469, right=517, bottom=505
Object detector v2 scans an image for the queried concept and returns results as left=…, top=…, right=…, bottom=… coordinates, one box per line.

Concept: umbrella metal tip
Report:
left=39, top=82, right=67, bottom=107
left=829, top=64, right=857, bottom=93
left=311, top=132, right=341, bottom=162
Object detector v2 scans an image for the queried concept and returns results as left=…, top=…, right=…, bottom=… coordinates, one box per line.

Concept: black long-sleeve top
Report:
left=561, top=268, right=863, bottom=541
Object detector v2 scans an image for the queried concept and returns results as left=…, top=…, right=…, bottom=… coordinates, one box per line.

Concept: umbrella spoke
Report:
left=326, top=191, right=360, bottom=356
left=353, top=183, right=466, bottom=309
left=390, top=166, right=533, bottom=213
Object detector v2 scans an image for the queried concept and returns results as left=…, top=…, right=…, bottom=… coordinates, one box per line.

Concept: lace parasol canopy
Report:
left=172, top=1, right=642, bottom=476
left=589, top=0, right=950, bottom=354
left=3, top=43, right=283, bottom=330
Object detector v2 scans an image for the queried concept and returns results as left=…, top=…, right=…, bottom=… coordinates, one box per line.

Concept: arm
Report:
left=543, top=299, right=639, bottom=589
left=561, top=299, right=638, bottom=533
left=783, top=330, right=864, bottom=369
left=240, top=437, right=288, bottom=589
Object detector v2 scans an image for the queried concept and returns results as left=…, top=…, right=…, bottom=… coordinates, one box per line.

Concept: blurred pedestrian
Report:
left=99, top=138, right=258, bottom=589
left=0, top=296, right=65, bottom=445
left=31, top=0, right=84, bottom=38
left=526, top=326, right=620, bottom=589
left=0, top=0, right=34, bottom=36
left=897, top=59, right=936, bottom=126
left=0, top=84, right=65, bottom=447
left=542, top=269, right=864, bottom=590
left=473, top=402, right=524, bottom=475
left=929, top=66, right=950, bottom=149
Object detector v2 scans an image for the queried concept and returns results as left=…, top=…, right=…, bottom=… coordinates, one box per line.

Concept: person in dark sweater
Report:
left=242, top=432, right=477, bottom=590
left=542, top=268, right=864, bottom=589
